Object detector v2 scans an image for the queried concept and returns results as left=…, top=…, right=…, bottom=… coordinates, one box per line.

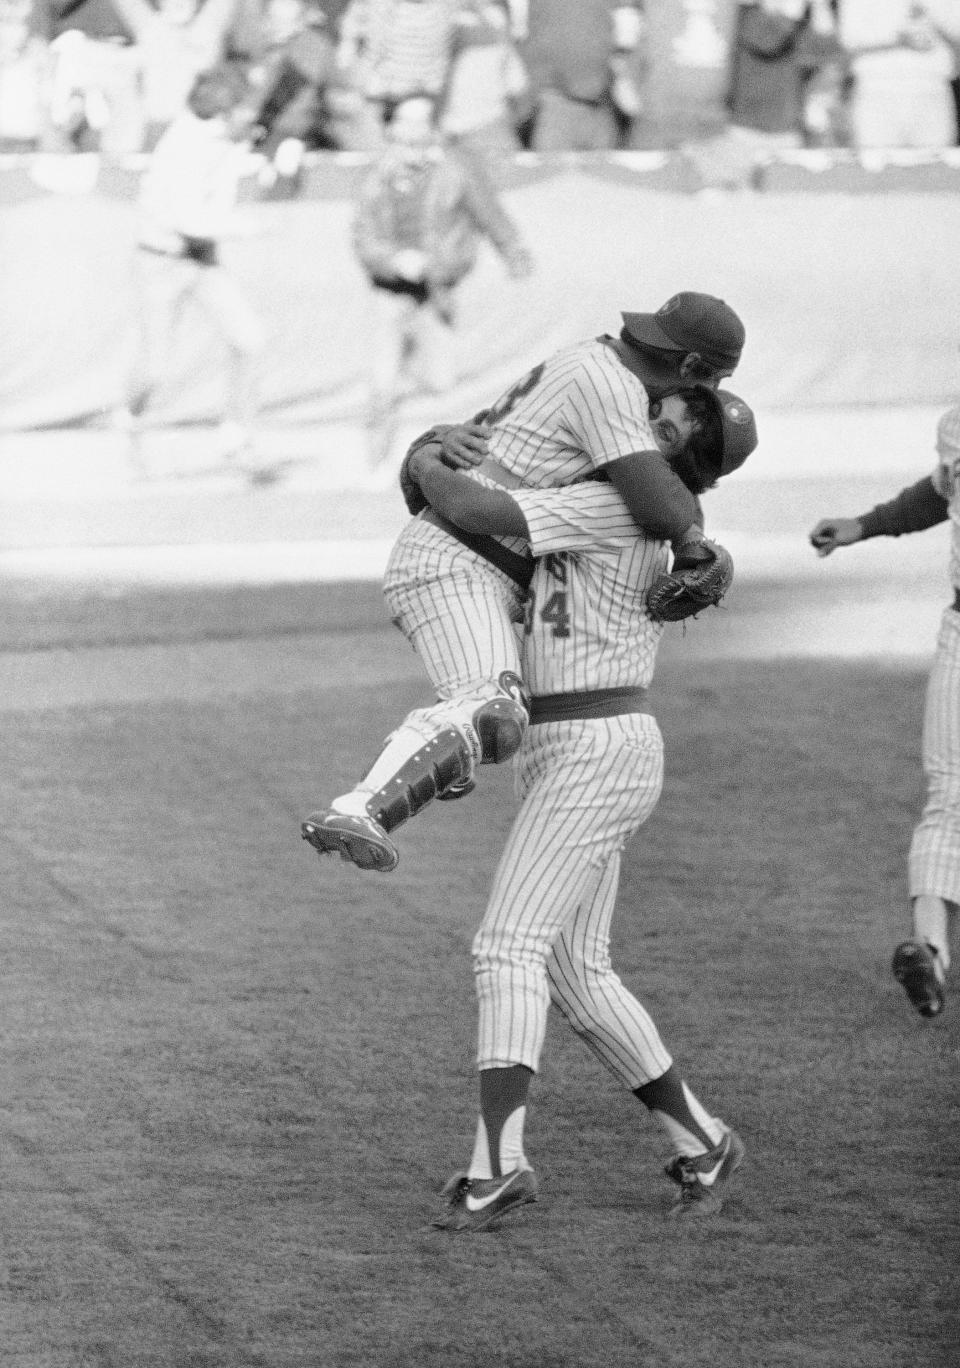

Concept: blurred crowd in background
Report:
left=2, top=0, right=960, bottom=163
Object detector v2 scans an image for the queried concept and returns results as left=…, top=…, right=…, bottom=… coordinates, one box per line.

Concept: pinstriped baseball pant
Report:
left=473, top=713, right=673, bottom=1087
left=909, top=607, right=960, bottom=905
left=383, top=527, right=525, bottom=698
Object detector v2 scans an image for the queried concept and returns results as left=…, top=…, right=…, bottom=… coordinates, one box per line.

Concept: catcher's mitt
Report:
left=646, top=537, right=734, bottom=623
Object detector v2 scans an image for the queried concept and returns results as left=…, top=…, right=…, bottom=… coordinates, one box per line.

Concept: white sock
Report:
left=329, top=721, right=439, bottom=818
left=498, top=1107, right=530, bottom=1174
left=913, top=896, right=951, bottom=976
left=468, top=1117, right=494, bottom=1180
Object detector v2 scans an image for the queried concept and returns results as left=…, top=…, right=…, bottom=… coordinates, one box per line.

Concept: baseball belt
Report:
left=529, top=686, right=649, bottom=724
left=420, top=507, right=533, bottom=591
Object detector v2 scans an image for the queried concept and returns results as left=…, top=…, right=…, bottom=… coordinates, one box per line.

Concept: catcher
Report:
left=303, top=382, right=756, bottom=870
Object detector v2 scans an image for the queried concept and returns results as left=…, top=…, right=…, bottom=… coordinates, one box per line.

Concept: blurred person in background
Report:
left=105, top=0, right=249, bottom=146
left=336, top=0, right=463, bottom=147
left=838, top=0, right=959, bottom=148
left=518, top=0, right=645, bottom=151
left=119, top=65, right=268, bottom=469
left=247, top=0, right=360, bottom=180
left=352, top=93, right=533, bottom=467
left=686, top=0, right=846, bottom=190
left=38, top=0, right=141, bottom=151
left=0, top=0, right=47, bottom=150
left=439, top=0, right=532, bottom=159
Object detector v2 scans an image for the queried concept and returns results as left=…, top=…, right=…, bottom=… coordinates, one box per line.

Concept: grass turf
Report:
left=2, top=585, right=958, bottom=1367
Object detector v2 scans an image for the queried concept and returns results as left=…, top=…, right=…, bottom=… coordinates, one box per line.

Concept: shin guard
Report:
left=370, top=727, right=475, bottom=832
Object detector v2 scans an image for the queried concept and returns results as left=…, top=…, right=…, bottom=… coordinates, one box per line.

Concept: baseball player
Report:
left=302, top=293, right=746, bottom=871
left=122, top=66, right=267, bottom=467
left=810, top=402, right=960, bottom=1019
left=402, top=391, right=757, bottom=1228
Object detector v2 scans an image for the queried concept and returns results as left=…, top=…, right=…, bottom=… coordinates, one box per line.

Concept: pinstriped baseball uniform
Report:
left=383, top=339, right=657, bottom=702
left=908, top=404, right=960, bottom=905
left=470, top=481, right=676, bottom=1086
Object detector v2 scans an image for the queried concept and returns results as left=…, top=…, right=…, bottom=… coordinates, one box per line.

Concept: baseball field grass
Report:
left=3, top=579, right=958, bottom=1368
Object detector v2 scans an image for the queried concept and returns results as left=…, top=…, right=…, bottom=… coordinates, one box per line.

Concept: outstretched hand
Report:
left=809, top=518, right=863, bottom=557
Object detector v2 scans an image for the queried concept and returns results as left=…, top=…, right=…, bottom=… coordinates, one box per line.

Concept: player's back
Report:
left=477, top=337, right=656, bottom=490
left=511, top=481, right=669, bottom=695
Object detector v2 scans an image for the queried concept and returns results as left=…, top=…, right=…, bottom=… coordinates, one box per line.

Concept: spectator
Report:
left=519, top=0, right=644, bottom=151
left=0, top=0, right=47, bottom=150
left=120, top=65, right=268, bottom=469
left=106, top=0, right=247, bottom=146
left=337, top=0, right=462, bottom=143
left=351, top=93, right=532, bottom=466
left=247, top=0, right=358, bottom=170
left=838, top=0, right=958, bottom=149
left=685, top=0, right=846, bottom=190
left=439, top=0, right=532, bottom=159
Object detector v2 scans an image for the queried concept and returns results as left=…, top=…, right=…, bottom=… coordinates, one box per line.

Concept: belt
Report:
left=529, top=686, right=649, bottom=724
left=953, top=588, right=960, bottom=613
left=420, top=507, right=533, bottom=591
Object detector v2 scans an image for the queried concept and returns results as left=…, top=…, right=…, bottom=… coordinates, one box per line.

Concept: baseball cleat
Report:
left=301, top=810, right=399, bottom=873
left=665, top=1127, right=745, bottom=1219
left=431, top=1168, right=538, bottom=1233
left=891, top=940, right=945, bottom=1018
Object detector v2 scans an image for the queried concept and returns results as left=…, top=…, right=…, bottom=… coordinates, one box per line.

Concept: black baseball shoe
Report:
left=301, top=810, right=399, bottom=872
left=891, top=940, right=945, bottom=1018
left=665, top=1127, right=745, bottom=1219
left=431, top=1168, right=538, bottom=1233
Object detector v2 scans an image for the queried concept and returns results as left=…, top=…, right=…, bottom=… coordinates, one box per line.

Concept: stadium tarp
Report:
left=2, top=151, right=960, bottom=431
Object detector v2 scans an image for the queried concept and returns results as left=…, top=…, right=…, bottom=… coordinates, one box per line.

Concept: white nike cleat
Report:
left=665, top=1127, right=745, bottom=1219
left=431, top=1168, right=538, bottom=1233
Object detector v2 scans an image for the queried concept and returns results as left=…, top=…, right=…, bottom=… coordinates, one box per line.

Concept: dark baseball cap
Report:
left=622, top=292, right=746, bottom=370
left=698, top=387, right=757, bottom=476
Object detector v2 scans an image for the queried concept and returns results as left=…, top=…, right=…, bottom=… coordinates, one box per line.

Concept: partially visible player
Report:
left=402, top=390, right=757, bottom=1229
left=810, top=400, right=960, bottom=1018
left=301, top=294, right=746, bottom=871
left=121, top=66, right=267, bottom=469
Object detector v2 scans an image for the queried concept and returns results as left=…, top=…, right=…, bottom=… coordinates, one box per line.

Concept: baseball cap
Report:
left=622, top=292, right=746, bottom=370
left=699, top=387, right=758, bottom=476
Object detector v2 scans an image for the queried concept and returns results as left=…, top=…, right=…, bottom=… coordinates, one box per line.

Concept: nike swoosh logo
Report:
left=696, top=1158, right=724, bottom=1185
left=464, top=1175, right=518, bottom=1213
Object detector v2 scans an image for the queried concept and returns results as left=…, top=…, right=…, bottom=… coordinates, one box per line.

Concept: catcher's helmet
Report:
left=700, top=388, right=757, bottom=476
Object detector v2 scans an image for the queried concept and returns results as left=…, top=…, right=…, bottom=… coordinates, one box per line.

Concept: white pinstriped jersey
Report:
left=406, top=335, right=658, bottom=567
left=476, top=338, right=656, bottom=486
left=511, top=482, right=669, bottom=695
left=932, top=403, right=960, bottom=591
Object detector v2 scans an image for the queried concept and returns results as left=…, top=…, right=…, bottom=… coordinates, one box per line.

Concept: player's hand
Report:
left=437, top=423, right=492, bottom=469
left=809, top=517, right=863, bottom=557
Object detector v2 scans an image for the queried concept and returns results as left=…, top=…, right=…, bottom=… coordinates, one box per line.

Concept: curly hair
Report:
left=650, top=386, right=723, bottom=496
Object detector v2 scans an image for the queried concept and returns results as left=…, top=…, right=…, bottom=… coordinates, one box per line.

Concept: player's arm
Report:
left=605, top=449, right=706, bottom=548
left=399, top=422, right=494, bottom=513
left=810, top=475, right=948, bottom=556
left=408, top=445, right=529, bottom=536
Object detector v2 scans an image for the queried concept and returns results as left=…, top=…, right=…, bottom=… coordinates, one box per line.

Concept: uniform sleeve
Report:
left=512, top=484, right=649, bottom=557
left=934, top=405, right=960, bottom=501
left=561, top=351, right=657, bottom=468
